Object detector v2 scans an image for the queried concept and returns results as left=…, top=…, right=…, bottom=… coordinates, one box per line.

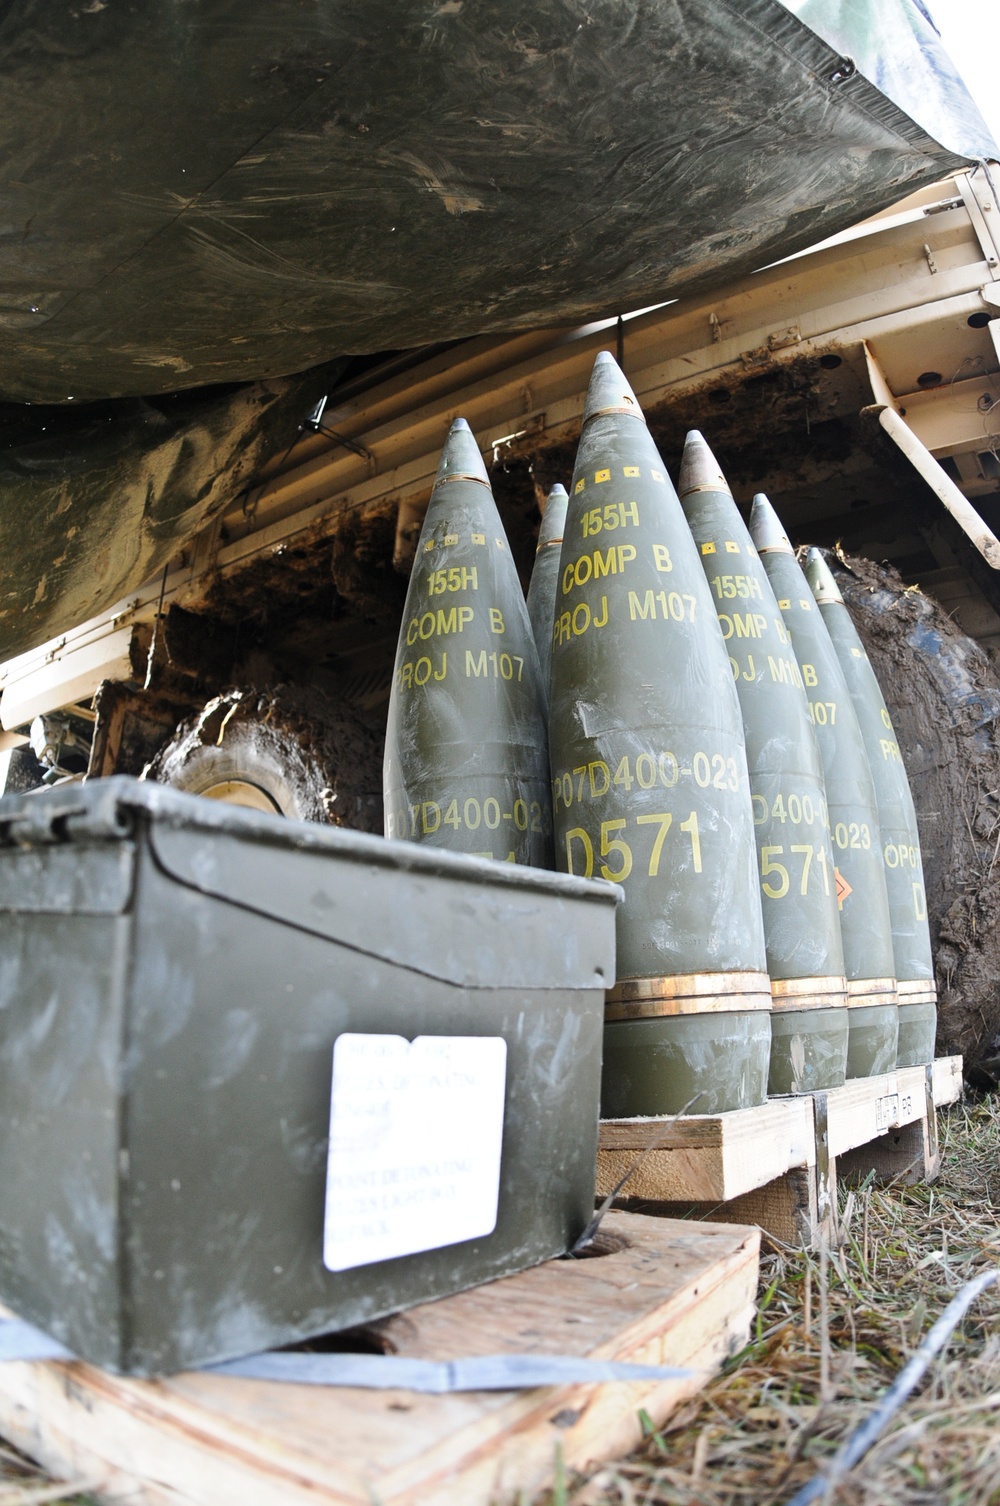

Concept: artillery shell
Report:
left=751, top=495, right=898, bottom=1077
left=679, top=437, right=847, bottom=1096
left=550, top=354, right=770, bottom=1115
left=525, top=482, right=569, bottom=700
left=384, top=417, right=552, bottom=867
left=806, top=549, right=936, bottom=1066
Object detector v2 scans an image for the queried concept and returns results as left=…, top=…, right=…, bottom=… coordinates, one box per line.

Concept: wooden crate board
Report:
left=838, top=1055, right=962, bottom=1190
left=830, top=1056, right=962, bottom=1156
left=596, top=1096, right=813, bottom=1204
left=824, top=1072, right=898, bottom=1158
left=0, top=1212, right=759, bottom=1506
left=931, top=1055, right=963, bottom=1107
left=597, top=1057, right=964, bottom=1207
left=617, top=1165, right=822, bottom=1251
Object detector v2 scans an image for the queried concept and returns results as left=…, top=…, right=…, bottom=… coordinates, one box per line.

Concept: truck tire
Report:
left=834, top=553, right=1000, bottom=1084
left=145, top=686, right=384, bottom=834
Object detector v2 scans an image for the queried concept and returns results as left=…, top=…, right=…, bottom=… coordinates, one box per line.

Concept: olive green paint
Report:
left=601, top=1011, right=772, bottom=1118
left=384, top=418, right=551, bottom=867
left=845, top=1004, right=900, bottom=1079
left=0, top=778, right=616, bottom=1376
left=897, top=1002, right=937, bottom=1067
left=807, top=550, right=935, bottom=1065
left=767, top=1008, right=851, bottom=1096
left=679, top=439, right=845, bottom=1096
left=752, top=496, right=899, bottom=1078
left=526, top=483, right=569, bottom=702
left=549, top=355, right=768, bottom=1116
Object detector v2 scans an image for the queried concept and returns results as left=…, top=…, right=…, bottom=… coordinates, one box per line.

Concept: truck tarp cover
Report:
left=0, top=0, right=992, bottom=662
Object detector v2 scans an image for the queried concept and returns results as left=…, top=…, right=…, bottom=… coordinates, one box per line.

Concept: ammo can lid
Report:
left=0, top=778, right=621, bottom=993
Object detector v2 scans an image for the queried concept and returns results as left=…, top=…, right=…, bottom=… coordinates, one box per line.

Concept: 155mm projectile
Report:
left=679, top=438, right=847, bottom=1095
left=751, top=498, right=898, bottom=1078
left=549, top=354, right=770, bottom=1116
left=806, top=550, right=936, bottom=1066
left=526, top=483, right=569, bottom=699
left=384, top=417, right=552, bottom=867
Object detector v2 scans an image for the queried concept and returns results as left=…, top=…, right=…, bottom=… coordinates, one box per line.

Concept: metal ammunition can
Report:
left=0, top=779, right=616, bottom=1375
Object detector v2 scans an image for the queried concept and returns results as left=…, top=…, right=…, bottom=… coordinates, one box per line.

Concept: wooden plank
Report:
left=824, top=1073, right=899, bottom=1158
left=836, top=1114, right=939, bottom=1188
left=0, top=1212, right=759, bottom=1506
left=619, top=1164, right=830, bottom=1251
left=722, top=1165, right=829, bottom=1250
left=597, top=1097, right=813, bottom=1203
left=832, top=1058, right=959, bottom=1147
left=895, top=1066, right=928, bottom=1128
left=598, top=1066, right=914, bottom=1204
left=840, top=1059, right=949, bottom=1188
left=932, top=1055, right=963, bottom=1107
left=596, top=1059, right=962, bottom=1250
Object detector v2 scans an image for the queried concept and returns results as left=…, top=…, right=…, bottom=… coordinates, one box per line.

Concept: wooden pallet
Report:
left=598, top=1056, right=963, bottom=1248
left=0, top=1211, right=758, bottom=1506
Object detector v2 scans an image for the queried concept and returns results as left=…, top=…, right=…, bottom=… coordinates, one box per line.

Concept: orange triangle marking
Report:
left=835, top=868, right=853, bottom=910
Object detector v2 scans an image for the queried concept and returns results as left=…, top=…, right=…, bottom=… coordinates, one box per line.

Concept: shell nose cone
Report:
left=538, top=483, right=569, bottom=547
left=805, top=547, right=845, bottom=604
left=749, top=493, right=793, bottom=555
left=433, top=416, right=491, bottom=488
left=582, top=350, right=646, bottom=425
left=678, top=429, right=731, bottom=497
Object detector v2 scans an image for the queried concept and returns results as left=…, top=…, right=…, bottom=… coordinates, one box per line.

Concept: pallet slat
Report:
left=597, top=1056, right=963, bottom=1248
left=597, top=1096, right=815, bottom=1204
left=0, top=1212, right=759, bottom=1506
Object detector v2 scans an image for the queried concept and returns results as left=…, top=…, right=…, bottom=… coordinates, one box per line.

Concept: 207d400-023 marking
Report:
left=552, top=751, right=742, bottom=813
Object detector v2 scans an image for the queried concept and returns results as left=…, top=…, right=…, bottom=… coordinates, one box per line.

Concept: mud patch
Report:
left=330, top=501, right=407, bottom=620
left=834, top=553, right=1000, bottom=1080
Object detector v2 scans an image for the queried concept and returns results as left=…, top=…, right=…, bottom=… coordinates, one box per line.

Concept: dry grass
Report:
left=554, top=1095, right=1000, bottom=1506
left=1, top=1096, right=997, bottom=1506
left=0, top=1457, right=98, bottom=1506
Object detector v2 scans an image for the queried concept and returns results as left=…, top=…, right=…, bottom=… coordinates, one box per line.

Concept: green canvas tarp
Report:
left=0, top=0, right=993, bottom=660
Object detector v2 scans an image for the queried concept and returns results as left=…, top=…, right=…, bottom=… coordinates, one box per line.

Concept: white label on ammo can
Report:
left=323, top=1034, right=507, bottom=1272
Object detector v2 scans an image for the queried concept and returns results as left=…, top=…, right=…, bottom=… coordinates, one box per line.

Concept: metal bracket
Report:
left=924, top=1062, right=939, bottom=1167
left=767, top=325, right=801, bottom=351
left=813, top=1091, right=832, bottom=1236
left=959, top=169, right=1000, bottom=276
left=859, top=348, right=1000, bottom=571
